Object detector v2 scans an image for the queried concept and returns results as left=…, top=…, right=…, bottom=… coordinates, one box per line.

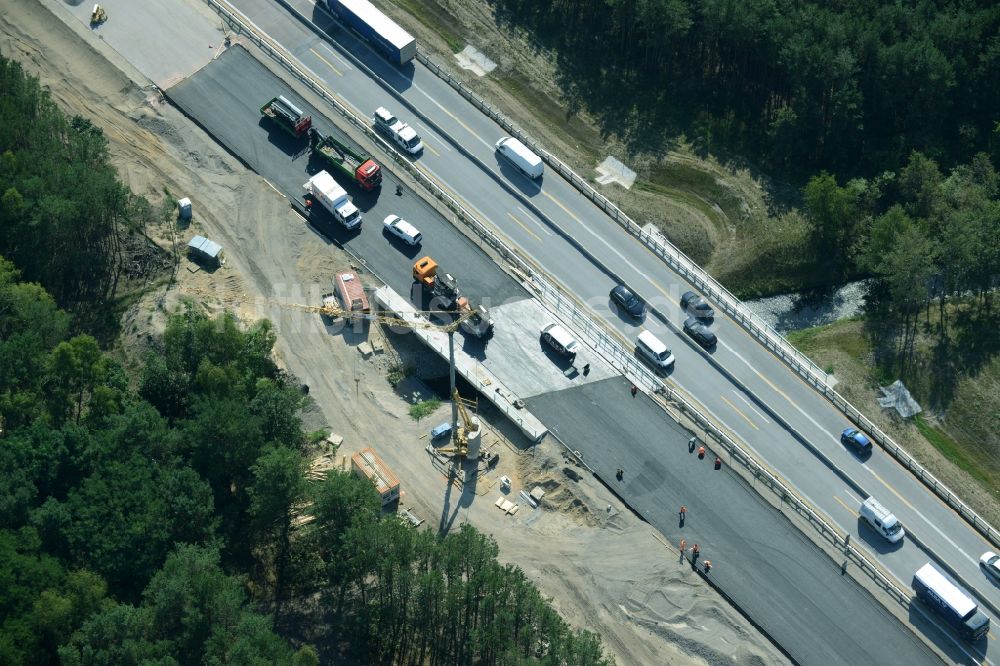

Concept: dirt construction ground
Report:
left=0, top=1, right=790, bottom=663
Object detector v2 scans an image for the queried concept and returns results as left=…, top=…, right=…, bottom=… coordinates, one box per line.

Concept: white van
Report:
left=636, top=330, right=674, bottom=373
left=495, top=137, right=543, bottom=179
left=860, top=496, right=904, bottom=543
left=540, top=322, right=579, bottom=358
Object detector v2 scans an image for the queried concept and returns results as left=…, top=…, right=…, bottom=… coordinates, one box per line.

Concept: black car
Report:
left=610, top=284, right=646, bottom=319
left=681, top=290, right=714, bottom=320
left=683, top=317, right=717, bottom=349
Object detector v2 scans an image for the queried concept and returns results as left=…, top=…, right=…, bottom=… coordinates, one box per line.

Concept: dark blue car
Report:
left=841, top=428, right=873, bottom=455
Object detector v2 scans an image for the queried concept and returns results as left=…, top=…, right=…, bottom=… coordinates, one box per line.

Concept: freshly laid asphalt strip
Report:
left=165, top=45, right=527, bottom=307
left=167, top=45, right=937, bottom=665
left=526, top=377, right=938, bottom=666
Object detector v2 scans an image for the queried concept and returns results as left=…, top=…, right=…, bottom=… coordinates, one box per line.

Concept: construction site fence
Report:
left=415, top=49, right=1000, bottom=550
left=206, top=0, right=912, bottom=607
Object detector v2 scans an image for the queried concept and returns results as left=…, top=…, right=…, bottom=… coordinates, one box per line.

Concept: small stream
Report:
left=742, top=280, right=870, bottom=335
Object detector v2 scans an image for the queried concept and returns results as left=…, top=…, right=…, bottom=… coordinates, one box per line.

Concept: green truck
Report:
left=260, top=95, right=312, bottom=139
left=309, top=129, right=382, bottom=191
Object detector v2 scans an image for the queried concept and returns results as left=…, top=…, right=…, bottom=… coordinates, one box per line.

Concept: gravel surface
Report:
left=744, top=280, right=870, bottom=334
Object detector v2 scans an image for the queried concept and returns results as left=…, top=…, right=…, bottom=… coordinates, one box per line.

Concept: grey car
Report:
left=681, top=290, right=714, bottom=320
left=683, top=317, right=717, bottom=349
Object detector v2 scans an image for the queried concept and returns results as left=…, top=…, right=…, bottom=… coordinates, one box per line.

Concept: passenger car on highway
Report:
left=683, top=317, right=717, bottom=349
left=681, top=290, right=714, bottom=320
left=540, top=323, right=579, bottom=358
left=636, top=330, right=674, bottom=373
left=841, top=428, right=873, bottom=455
left=382, top=215, right=422, bottom=245
left=610, top=284, right=646, bottom=319
left=980, top=552, right=1000, bottom=583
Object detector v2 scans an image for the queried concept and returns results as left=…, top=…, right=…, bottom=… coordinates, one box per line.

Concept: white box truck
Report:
left=495, top=136, right=543, bottom=179
left=303, top=171, right=362, bottom=229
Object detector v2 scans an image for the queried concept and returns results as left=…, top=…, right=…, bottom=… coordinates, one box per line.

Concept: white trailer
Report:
left=303, top=171, right=362, bottom=229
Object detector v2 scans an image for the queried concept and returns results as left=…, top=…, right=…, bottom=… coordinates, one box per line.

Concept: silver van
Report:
left=636, top=330, right=675, bottom=373
left=495, top=137, right=543, bottom=179
left=860, top=496, right=904, bottom=543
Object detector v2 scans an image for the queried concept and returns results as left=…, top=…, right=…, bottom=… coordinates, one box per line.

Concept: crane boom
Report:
left=276, top=300, right=477, bottom=332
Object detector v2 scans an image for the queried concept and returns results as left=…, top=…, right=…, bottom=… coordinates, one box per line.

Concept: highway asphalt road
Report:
left=527, top=377, right=938, bottom=666
left=223, top=0, right=1000, bottom=651
left=165, top=44, right=939, bottom=665
left=59, top=0, right=991, bottom=658
left=167, top=47, right=528, bottom=310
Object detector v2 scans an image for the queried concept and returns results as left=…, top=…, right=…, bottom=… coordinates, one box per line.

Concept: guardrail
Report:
left=415, top=49, right=1000, bottom=550
left=201, top=0, right=911, bottom=609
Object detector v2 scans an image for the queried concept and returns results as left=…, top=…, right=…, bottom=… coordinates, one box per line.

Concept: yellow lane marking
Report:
left=719, top=394, right=759, bottom=431
left=833, top=494, right=858, bottom=516
left=422, top=142, right=440, bottom=157
left=649, top=281, right=672, bottom=299
left=437, top=106, right=482, bottom=141
left=507, top=212, right=541, bottom=242
left=741, top=361, right=800, bottom=409
left=868, top=468, right=917, bottom=512
left=309, top=47, right=342, bottom=77
left=542, top=191, right=584, bottom=224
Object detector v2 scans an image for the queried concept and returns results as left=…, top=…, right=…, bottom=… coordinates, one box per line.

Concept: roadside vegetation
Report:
left=0, top=56, right=172, bottom=340
left=788, top=312, right=1000, bottom=516
left=385, top=0, right=1000, bottom=512
left=0, top=56, right=611, bottom=665
left=390, top=0, right=999, bottom=294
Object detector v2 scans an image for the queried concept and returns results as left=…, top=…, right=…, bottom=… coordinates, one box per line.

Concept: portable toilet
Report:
left=177, top=197, right=192, bottom=220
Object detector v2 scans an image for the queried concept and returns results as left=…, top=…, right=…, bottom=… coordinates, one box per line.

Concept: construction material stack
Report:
left=260, top=96, right=312, bottom=139
left=309, top=129, right=382, bottom=191
left=351, top=448, right=400, bottom=506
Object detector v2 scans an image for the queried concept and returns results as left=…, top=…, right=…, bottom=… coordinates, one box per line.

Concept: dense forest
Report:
left=800, top=151, right=1000, bottom=396
left=491, top=0, right=1000, bottom=178
left=0, top=56, right=610, bottom=664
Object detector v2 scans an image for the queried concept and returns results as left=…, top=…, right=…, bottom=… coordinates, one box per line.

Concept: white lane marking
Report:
left=862, top=467, right=977, bottom=565
left=844, top=488, right=863, bottom=504
left=733, top=391, right=771, bottom=424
